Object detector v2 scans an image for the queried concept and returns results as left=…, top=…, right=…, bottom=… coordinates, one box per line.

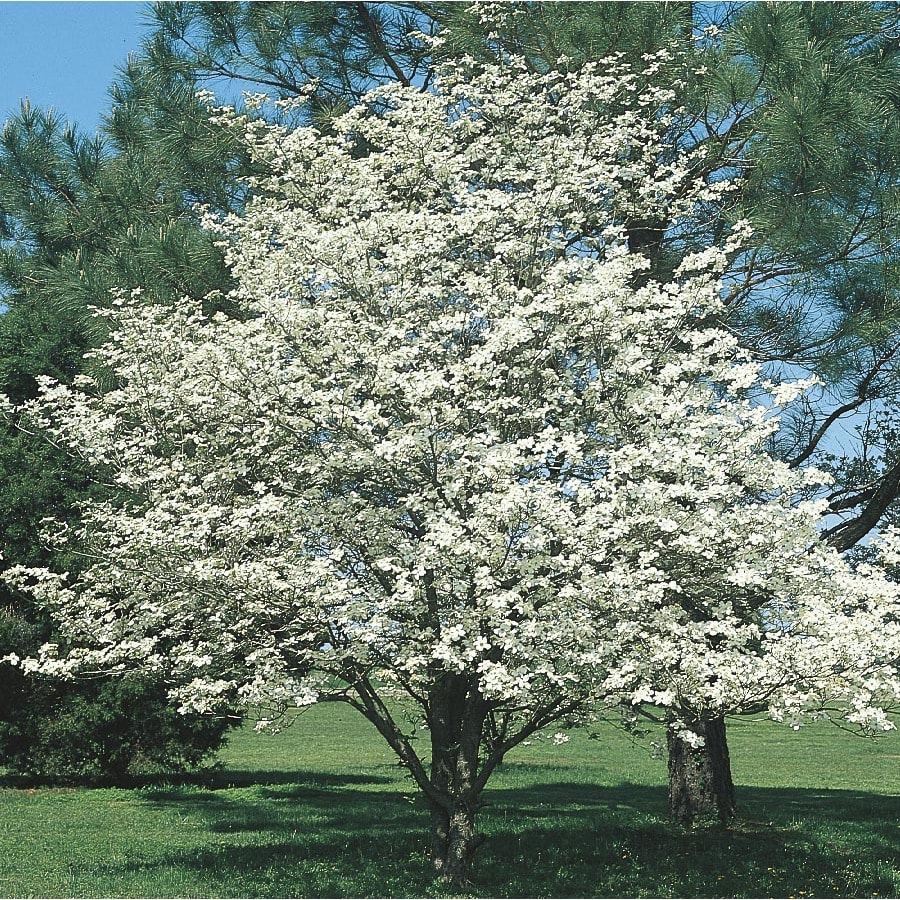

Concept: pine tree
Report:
left=0, top=75, right=239, bottom=780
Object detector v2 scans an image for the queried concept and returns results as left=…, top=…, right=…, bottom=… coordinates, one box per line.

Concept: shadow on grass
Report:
left=118, top=775, right=900, bottom=898
left=0, top=766, right=395, bottom=791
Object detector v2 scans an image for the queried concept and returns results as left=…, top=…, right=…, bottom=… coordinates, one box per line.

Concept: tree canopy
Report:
left=7, top=54, right=900, bottom=882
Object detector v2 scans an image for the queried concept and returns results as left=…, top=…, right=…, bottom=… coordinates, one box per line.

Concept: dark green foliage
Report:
left=0, top=95, right=236, bottom=315
left=0, top=637, right=229, bottom=785
left=0, top=597, right=230, bottom=784
left=0, top=15, right=242, bottom=783
left=0, top=685, right=224, bottom=784
left=433, top=1, right=696, bottom=73
left=147, top=2, right=436, bottom=114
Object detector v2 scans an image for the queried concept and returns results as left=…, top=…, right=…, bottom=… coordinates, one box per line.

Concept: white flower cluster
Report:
left=6, top=55, right=899, bottom=739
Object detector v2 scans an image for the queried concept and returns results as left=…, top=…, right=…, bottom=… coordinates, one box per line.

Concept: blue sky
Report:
left=0, top=2, right=147, bottom=135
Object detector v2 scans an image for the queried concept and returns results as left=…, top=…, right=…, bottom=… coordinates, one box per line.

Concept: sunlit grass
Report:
left=1, top=705, right=898, bottom=897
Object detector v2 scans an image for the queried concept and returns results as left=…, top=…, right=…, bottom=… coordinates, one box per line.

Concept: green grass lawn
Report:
left=1, top=706, right=898, bottom=898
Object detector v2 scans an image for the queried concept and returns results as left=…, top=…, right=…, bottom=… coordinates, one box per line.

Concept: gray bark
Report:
left=667, top=715, right=736, bottom=826
left=427, top=673, right=487, bottom=885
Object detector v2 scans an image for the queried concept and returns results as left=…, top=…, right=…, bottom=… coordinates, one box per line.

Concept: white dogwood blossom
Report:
left=5, top=55, right=899, bottom=880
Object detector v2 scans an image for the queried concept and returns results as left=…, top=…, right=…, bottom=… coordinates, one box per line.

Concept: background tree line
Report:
left=0, top=1, right=897, bottom=822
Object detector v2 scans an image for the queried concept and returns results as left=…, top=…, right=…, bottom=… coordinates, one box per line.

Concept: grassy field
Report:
left=1, top=705, right=899, bottom=898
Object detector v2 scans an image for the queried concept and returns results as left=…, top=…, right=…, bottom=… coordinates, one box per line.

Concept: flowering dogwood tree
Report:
left=6, top=57, right=900, bottom=882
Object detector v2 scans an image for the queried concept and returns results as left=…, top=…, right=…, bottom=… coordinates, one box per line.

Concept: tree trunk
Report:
left=427, top=674, right=487, bottom=886
left=667, top=715, right=736, bottom=826
left=430, top=796, right=481, bottom=885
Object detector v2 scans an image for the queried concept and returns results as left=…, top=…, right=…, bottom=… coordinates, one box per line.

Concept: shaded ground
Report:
left=0, top=706, right=897, bottom=897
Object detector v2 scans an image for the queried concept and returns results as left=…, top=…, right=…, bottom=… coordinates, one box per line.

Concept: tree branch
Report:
left=788, top=343, right=899, bottom=469
left=823, top=456, right=900, bottom=552
left=354, top=3, right=411, bottom=87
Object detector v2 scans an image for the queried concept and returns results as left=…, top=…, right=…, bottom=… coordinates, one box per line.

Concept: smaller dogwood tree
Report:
left=6, top=57, right=900, bottom=883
